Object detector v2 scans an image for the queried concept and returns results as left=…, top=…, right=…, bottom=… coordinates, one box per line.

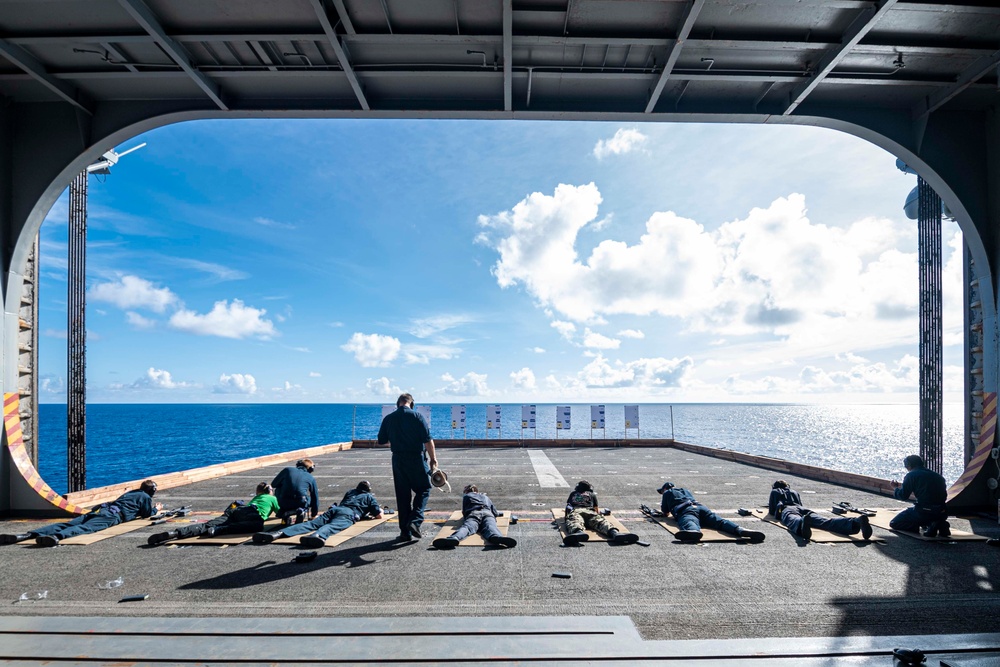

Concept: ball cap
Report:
left=431, top=468, right=451, bottom=492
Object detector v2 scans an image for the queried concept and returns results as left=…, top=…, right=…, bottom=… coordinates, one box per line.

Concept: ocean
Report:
left=37, top=403, right=966, bottom=495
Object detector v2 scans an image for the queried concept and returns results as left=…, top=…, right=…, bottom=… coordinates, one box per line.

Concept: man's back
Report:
left=896, top=467, right=947, bottom=507
left=377, top=406, right=431, bottom=455
left=108, top=489, right=154, bottom=522
left=272, top=466, right=318, bottom=513
left=462, top=492, right=498, bottom=516
left=339, top=489, right=380, bottom=518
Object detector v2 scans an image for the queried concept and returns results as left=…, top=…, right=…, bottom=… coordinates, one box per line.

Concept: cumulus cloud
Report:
left=617, top=329, right=645, bottom=339
left=342, top=333, right=401, bottom=367
left=582, top=328, right=621, bottom=349
left=580, top=354, right=694, bottom=388
left=367, top=376, right=402, bottom=396
left=593, top=128, right=648, bottom=160
left=40, top=375, right=64, bottom=395
left=131, top=367, right=193, bottom=390
left=169, top=300, right=277, bottom=339
left=273, top=381, right=303, bottom=393
left=510, top=367, right=537, bottom=389
left=89, top=275, right=178, bottom=313
left=531, top=347, right=546, bottom=353
left=723, top=355, right=923, bottom=395
left=309, top=371, right=322, bottom=378
left=479, top=185, right=923, bottom=356
left=439, top=372, right=490, bottom=396
left=214, top=373, right=257, bottom=394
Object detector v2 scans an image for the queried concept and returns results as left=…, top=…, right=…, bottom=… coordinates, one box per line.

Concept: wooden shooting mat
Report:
left=271, top=516, right=390, bottom=547
left=167, top=518, right=284, bottom=547
left=44, top=518, right=155, bottom=546
left=754, top=509, right=883, bottom=543
left=433, top=510, right=510, bottom=546
left=644, top=513, right=745, bottom=542
left=550, top=508, right=629, bottom=542
left=867, top=508, right=987, bottom=542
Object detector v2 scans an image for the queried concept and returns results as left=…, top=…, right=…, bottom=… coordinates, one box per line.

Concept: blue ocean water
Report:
left=37, top=403, right=965, bottom=495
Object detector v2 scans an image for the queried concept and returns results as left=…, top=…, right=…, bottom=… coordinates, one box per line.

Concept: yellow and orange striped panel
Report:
left=947, top=391, right=997, bottom=502
left=3, top=393, right=87, bottom=515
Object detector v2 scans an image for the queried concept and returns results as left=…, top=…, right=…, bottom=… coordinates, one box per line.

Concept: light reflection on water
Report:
left=39, top=402, right=964, bottom=495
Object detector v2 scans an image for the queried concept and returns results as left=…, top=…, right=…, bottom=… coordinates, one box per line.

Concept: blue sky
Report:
left=36, top=119, right=964, bottom=404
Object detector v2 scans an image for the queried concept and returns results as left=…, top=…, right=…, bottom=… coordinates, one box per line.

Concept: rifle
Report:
left=149, top=505, right=192, bottom=525
left=834, top=501, right=876, bottom=517
left=639, top=504, right=664, bottom=518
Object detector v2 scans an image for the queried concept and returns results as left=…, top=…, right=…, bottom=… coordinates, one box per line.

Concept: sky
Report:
left=35, top=119, right=965, bottom=404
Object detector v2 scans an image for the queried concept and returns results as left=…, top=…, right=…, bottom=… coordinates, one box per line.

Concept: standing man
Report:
left=890, top=454, right=950, bottom=537
left=271, top=459, right=319, bottom=525
left=378, top=393, right=438, bottom=540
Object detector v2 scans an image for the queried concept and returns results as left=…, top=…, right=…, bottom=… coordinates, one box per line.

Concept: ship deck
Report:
left=2, top=444, right=999, bottom=664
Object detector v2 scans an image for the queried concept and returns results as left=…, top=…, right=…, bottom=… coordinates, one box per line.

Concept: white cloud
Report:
left=342, top=333, right=401, bottom=367
left=309, top=371, right=322, bottom=378
left=214, top=373, right=257, bottom=394
left=510, top=367, right=537, bottom=389
left=169, top=300, right=277, bottom=339
left=40, top=376, right=64, bottom=394
left=273, top=381, right=303, bottom=393
left=439, top=371, right=490, bottom=396
left=409, top=314, right=475, bottom=338
left=582, top=328, right=620, bottom=349
left=403, top=343, right=461, bottom=365
left=480, top=186, right=924, bottom=358
left=579, top=354, right=694, bottom=389
left=723, top=354, right=923, bottom=395
left=126, top=311, right=156, bottom=329
left=531, top=347, right=546, bottom=353
left=617, top=329, right=645, bottom=339
left=593, top=128, right=649, bottom=160
left=89, top=275, right=178, bottom=313
left=132, top=367, right=193, bottom=390
left=551, top=320, right=577, bottom=341
left=367, top=376, right=402, bottom=396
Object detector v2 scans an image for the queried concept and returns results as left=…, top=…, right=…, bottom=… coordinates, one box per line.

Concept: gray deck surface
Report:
left=1, top=445, right=999, bottom=661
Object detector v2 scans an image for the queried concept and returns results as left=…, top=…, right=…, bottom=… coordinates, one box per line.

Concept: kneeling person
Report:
left=890, top=454, right=949, bottom=537
left=148, top=482, right=278, bottom=545
left=433, top=484, right=516, bottom=550
left=2, top=480, right=161, bottom=547
left=658, top=482, right=764, bottom=543
left=253, top=480, right=382, bottom=548
left=769, top=480, right=872, bottom=540
left=563, top=480, right=639, bottom=545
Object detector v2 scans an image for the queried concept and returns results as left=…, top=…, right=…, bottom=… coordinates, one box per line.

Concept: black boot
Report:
left=798, top=514, right=813, bottom=540
left=252, top=530, right=283, bottom=545
left=147, top=530, right=178, bottom=546
left=299, top=535, right=326, bottom=549
left=858, top=515, right=873, bottom=541
left=0, top=533, right=32, bottom=545
left=676, top=530, right=703, bottom=543
left=563, top=530, right=589, bottom=545
left=433, top=536, right=461, bottom=550
left=608, top=530, right=639, bottom=545
left=36, top=535, right=59, bottom=547
left=738, top=528, right=766, bottom=543
left=487, top=535, right=518, bottom=548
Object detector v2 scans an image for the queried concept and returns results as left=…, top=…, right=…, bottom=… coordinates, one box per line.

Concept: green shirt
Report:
left=248, top=493, right=280, bottom=521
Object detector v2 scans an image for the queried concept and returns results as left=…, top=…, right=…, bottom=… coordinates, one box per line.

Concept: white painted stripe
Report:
left=527, top=449, right=569, bottom=488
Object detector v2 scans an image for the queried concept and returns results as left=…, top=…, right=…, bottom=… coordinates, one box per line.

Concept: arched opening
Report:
left=12, top=114, right=985, bottom=494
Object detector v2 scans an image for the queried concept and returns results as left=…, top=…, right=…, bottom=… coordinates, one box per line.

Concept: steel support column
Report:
left=917, top=176, right=943, bottom=475
left=67, top=170, right=87, bottom=493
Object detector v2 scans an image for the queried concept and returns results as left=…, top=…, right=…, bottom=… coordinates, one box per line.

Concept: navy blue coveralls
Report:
left=660, top=487, right=741, bottom=536
left=271, top=465, right=319, bottom=518
left=278, top=489, right=381, bottom=541
left=451, top=492, right=504, bottom=542
left=378, top=406, right=433, bottom=536
left=768, top=487, right=862, bottom=537
left=890, top=466, right=948, bottom=532
left=31, top=489, right=154, bottom=540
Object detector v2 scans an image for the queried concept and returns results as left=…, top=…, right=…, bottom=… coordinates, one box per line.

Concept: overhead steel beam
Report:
left=117, top=0, right=228, bottom=110
left=100, top=42, right=139, bottom=73
left=332, top=0, right=356, bottom=35
left=644, top=0, right=706, bottom=113
left=913, top=47, right=1000, bottom=119
left=310, top=0, right=370, bottom=110
left=503, top=0, right=512, bottom=111
left=782, top=0, right=898, bottom=115
left=0, top=38, right=93, bottom=114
